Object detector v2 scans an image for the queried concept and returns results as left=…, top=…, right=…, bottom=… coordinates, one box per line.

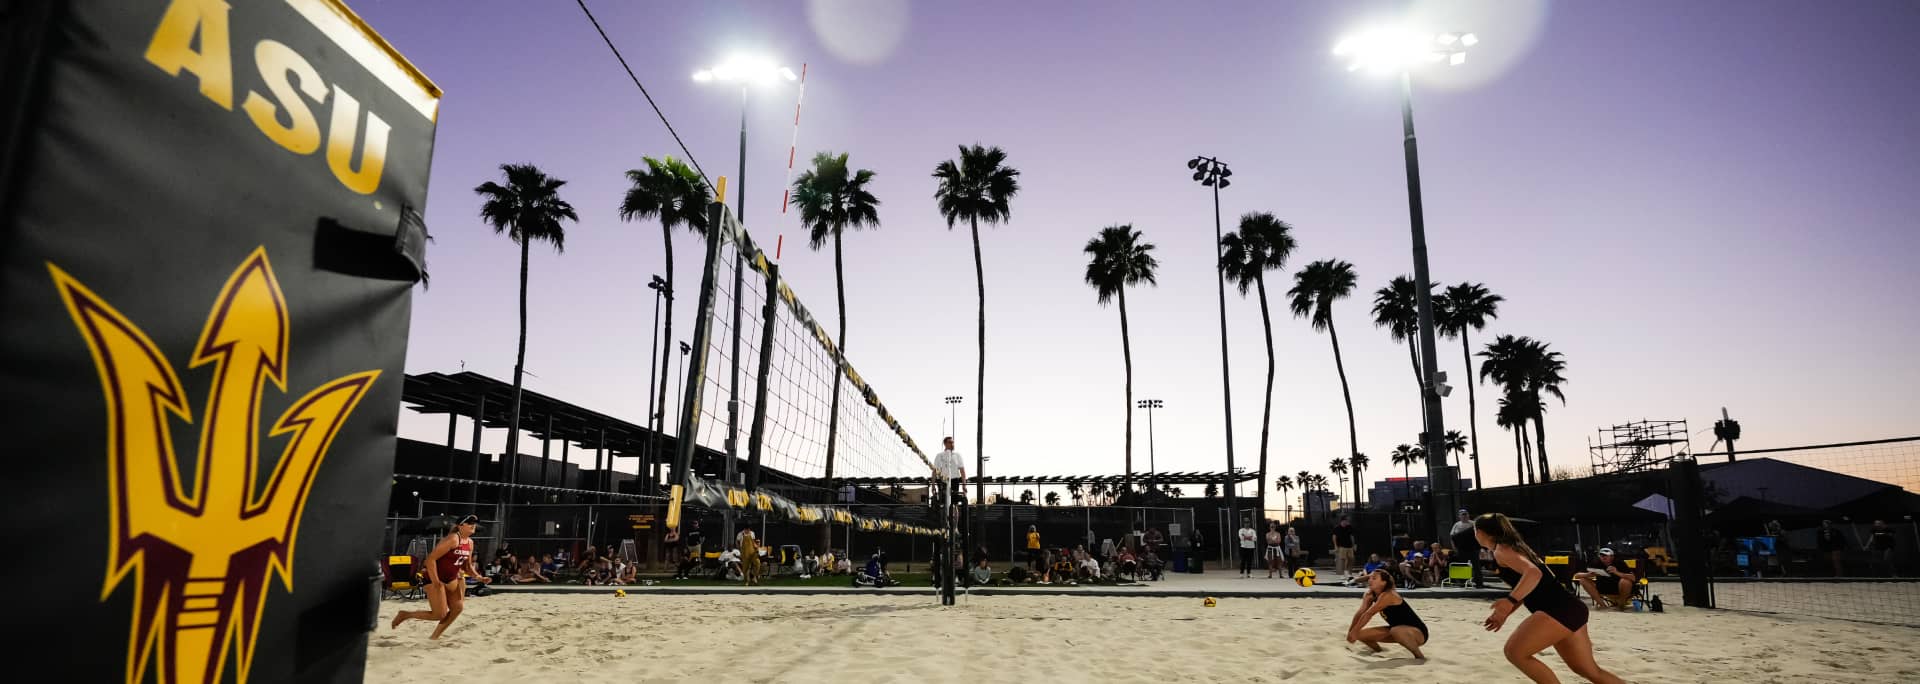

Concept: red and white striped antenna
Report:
left=777, top=63, right=807, bottom=261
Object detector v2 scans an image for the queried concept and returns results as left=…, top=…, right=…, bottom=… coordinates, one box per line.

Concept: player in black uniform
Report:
left=1346, top=568, right=1428, bottom=659
left=1476, top=513, right=1623, bottom=684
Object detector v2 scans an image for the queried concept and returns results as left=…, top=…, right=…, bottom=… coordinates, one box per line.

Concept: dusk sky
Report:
left=361, top=0, right=1920, bottom=507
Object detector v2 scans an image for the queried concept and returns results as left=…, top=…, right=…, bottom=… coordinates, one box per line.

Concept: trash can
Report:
left=1, top=1, right=439, bottom=681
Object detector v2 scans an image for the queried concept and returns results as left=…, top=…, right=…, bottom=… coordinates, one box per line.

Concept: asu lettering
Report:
left=144, top=0, right=391, bottom=195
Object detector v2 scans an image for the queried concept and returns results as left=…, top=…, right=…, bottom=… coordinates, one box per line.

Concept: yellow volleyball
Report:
left=614, top=589, right=628, bottom=598
left=1202, top=597, right=1217, bottom=607
left=1292, top=567, right=1317, bottom=587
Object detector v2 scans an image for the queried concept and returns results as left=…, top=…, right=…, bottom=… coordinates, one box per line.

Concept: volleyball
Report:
left=614, top=589, right=627, bottom=598
left=1293, top=568, right=1317, bottom=587
left=1202, top=597, right=1217, bottom=607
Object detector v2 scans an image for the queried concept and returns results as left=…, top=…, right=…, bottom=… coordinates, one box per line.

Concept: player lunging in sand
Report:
left=392, top=514, right=491, bottom=639
left=1477, top=513, right=1622, bottom=683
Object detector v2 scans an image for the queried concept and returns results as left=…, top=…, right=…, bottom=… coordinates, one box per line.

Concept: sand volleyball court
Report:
left=369, top=593, right=1918, bottom=682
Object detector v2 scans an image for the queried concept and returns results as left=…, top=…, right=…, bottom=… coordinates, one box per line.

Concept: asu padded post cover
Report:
left=0, top=1, right=439, bottom=681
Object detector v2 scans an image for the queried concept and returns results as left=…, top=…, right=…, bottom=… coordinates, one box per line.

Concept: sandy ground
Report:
left=370, top=593, right=1920, bottom=683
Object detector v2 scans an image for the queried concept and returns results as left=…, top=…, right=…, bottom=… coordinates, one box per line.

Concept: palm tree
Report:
left=1288, top=260, right=1361, bottom=473
left=1372, top=276, right=1432, bottom=426
left=620, top=156, right=709, bottom=478
left=1328, top=458, right=1349, bottom=509
left=1434, top=282, right=1503, bottom=490
left=1479, top=335, right=1568, bottom=481
left=1296, top=469, right=1313, bottom=521
left=933, top=144, right=1020, bottom=505
left=1390, top=444, right=1419, bottom=502
left=1045, top=491, right=1061, bottom=506
left=1019, top=490, right=1035, bottom=505
left=1496, top=394, right=1535, bottom=484
left=1067, top=481, right=1084, bottom=505
left=1348, top=452, right=1370, bottom=508
left=1083, top=224, right=1159, bottom=483
left=1090, top=482, right=1108, bottom=506
left=1204, top=483, right=1219, bottom=499
left=792, top=151, right=881, bottom=489
left=1275, top=475, right=1295, bottom=520
left=1442, top=430, right=1469, bottom=469
left=476, top=164, right=578, bottom=490
left=1220, top=212, right=1298, bottom=518
left=1521, top=341, right=1568, bottom=480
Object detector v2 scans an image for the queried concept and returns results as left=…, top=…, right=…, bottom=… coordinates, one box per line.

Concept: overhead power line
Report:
left=574, top=0, right=714, bottom=190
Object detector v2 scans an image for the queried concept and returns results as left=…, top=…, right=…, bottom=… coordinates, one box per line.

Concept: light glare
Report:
left=1334, top=27, right=1477, bottom=74
left=697, top=56, right=795, bottom=86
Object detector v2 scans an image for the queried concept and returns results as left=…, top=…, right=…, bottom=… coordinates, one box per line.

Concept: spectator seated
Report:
left=1139, top=550, right=1165, bottom=581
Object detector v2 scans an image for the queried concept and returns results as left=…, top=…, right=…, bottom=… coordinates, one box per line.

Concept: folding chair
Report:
left=383, top=555, right=423, bottom=600
left=1623, top=559, right=1650, bottom=605
left=1440, top=562, right=1474, bottom=588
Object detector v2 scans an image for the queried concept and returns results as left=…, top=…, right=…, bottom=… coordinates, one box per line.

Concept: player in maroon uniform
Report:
left=391, top=514, right=490, bottom=639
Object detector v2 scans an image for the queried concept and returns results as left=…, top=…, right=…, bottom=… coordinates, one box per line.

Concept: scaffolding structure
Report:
left=1588, top=419, right=1692, bottom=475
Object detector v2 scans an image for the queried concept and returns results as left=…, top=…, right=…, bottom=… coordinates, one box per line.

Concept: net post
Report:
left=672, top=200, right=730, bottom=494
left=724, top=196, right=748, bottom=542
left=1669, top=457, right=1713, bottom=608
left=747, top=263, right=779, bottom=492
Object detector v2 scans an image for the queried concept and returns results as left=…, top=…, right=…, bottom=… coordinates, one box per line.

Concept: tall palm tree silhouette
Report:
left=1480, top=335, right=1568, bottom=481
left=1390, top=444, right=1419, bottom=503
left=1288, top=260, right=1361, bottom=478
left=1442, top=430, right=1469, bottom=469
left=932, top=144, right=1020, bottom=505
left=475, top=163, right=577, bottom=495
left=1083, top=225, right=1159, bottom=484
left=1372, top=275, right=1431, bottom=427
left=1220, top=212, right=1297, bottom=518
left=1434, top=282, right=1502, bottom=489
left=1348, top=452, right=1370, bottom=508
left=620, top=156, right=709, bottom=481
left=791, top=151, right=881, bottom=491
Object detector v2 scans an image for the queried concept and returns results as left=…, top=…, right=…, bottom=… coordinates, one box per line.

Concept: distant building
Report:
left=1304, top=489, right=1341, bottom=518
left=1369, top=475, right=1474, bottom=512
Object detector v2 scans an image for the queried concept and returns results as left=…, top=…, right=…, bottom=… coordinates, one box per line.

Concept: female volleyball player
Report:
left=1476, top=513, right=1623, bottom=683
left=1346, top=569, right=1428, bottom=659
left=391, top=514, right=490, bottom=639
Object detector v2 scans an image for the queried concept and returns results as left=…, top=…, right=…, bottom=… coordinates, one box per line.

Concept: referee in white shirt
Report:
left=933, top=437, right=966, bottom=604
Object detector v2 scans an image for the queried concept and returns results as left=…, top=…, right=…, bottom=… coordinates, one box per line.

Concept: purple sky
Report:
left=358, top=0, right=1920, bottom=506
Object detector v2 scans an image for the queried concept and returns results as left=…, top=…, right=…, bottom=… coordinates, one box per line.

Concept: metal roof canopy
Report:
left=830, top=472, right=1259, bottom=487
left=403, top=371, right=815, bottom=488
left=403, top=372, right=1254, bottom=491
left=402, top=371, right=657, bottom=455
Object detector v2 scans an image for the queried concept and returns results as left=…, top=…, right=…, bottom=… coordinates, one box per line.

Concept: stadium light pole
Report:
left=1187, top=155, right=1239, bottom=529
left=645, top=275, right=670, bottom=491
left=1333, top=27, right=1475, bottom=540
left=694, top=58, right=796, bottom=540
left=945, top=395, right=964, bottom=440
left=674, top=341, right=689, bottom=430
left=1137, top=399, right=1163, bottom=479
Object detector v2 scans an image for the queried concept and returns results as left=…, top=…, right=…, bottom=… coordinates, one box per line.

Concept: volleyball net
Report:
left=667, top=196, right=936, bottom=537
left=1692, top=436, right=1920, bottom=626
